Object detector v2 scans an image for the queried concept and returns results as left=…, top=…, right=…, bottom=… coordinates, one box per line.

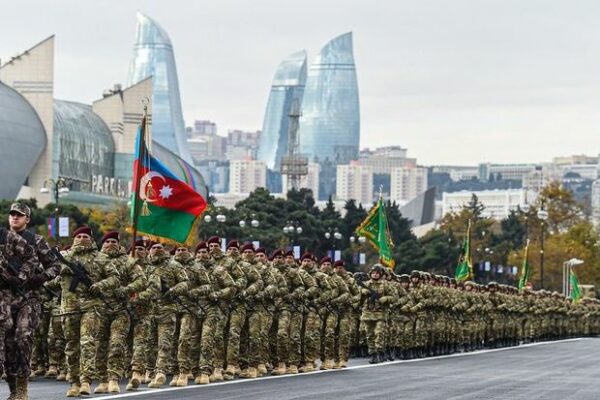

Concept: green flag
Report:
left=356, top=196, right=395, bottom=269
left=518, top=240, right=530, bottom=290
left=570, top=269, right=582, bottom=302
left=454, top=220, right=472, bottom=281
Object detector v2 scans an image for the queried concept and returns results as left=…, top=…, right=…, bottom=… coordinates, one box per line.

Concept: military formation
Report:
left=1, top=203, right=599, bottom=399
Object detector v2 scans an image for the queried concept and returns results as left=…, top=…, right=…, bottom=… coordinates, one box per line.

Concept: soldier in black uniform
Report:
left=5, top=202, right=58, bottom=399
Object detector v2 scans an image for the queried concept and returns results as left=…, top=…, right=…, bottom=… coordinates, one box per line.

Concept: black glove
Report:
left=26, top=274, right=48, bottom=290
left=3, top=275, right=22, bottom=290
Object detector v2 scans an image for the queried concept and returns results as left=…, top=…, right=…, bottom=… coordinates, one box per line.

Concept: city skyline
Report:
left=2, top=1, right=600, bottom=165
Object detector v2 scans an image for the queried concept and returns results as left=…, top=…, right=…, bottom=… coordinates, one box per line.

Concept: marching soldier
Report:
left=60, top=226, right=120, bottom=397
left=146, top=242, right=188, bottom=389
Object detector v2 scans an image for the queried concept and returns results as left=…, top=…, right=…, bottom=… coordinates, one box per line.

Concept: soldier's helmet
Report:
left=370, top=264, right=385, bottom=275
left=410, top=270, right=421, bottom=278
left=399, top=274, right=410, bottom=282
left=487, top=281, right=499, bottom=289
left=449, top=278, right=457, bottom=285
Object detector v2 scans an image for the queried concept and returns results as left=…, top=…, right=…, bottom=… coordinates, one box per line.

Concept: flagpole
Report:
left=130, top=99, right=149, bottom=255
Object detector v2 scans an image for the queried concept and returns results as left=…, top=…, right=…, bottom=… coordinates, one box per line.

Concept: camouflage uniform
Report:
left=271, top=256, right=306, bottom=373
left=96, top=245, right=146, bottom=389
left=334, top=269, right=360, bottom=367
left=236, top=252, right=264, bottom=377
left=301, top=258, right=332, bottom=369
left=359, top=265, right=395, bottom=362
left=320, top=262, right=349, bottom=369
left=145, top=250, right=188, bottom=388
left=61, top=240, right=120, bottom=393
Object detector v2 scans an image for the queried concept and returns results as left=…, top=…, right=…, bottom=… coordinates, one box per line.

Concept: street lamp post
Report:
left=203, top=213, right=227, bottom=238
left=537, top=202, right=549, bottom=289
left=40, top=178, right=70, bottom=244
left=238, top=213, right=260, bottom=243
left=283, top=221, right=302, bottom=247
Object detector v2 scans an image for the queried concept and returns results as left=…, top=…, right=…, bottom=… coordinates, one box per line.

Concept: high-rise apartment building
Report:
left=336, top=163, right=373, bottom=206
left=390, top=166, right=428, bottom=202
left=229, top=159, right=267, bottom=194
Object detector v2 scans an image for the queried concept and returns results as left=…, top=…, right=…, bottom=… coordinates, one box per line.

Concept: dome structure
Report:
left=53, top=100, right=115, bottom=186
left=0, top=82, right=46, bottom=199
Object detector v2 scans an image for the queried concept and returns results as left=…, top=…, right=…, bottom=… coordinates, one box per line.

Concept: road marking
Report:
left=100, top=338, right=584, bottom=399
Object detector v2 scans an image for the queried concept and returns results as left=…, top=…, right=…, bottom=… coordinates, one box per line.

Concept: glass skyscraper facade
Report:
left=126, top=12, right=192, bottom=163
left=298, top=32, right=360, bottom=166
left=257, top=50, right=307, bottom=171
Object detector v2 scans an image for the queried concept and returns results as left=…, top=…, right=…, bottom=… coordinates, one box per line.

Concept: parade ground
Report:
left=9, top=337, right=597, bottom=400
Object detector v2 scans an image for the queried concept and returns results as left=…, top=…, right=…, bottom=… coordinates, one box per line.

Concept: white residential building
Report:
left=592, top=180, right=600, bottom=228
left=442, top=189, right=533, bottom=220
left=229, top=160, right=267, bottom=194
left=390, top=166, right=428, bottom=202
left=336, top=163, right=373, bottom=206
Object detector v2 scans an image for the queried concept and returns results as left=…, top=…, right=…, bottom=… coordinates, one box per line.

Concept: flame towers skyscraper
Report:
left=298, top=32, right=360, bottom=198
left=126, top=12, right=192, bottom=163
left=257, top=50, right=307, bottom=171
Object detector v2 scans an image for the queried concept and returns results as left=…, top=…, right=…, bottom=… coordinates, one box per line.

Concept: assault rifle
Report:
left=52, top=249, right=113, bottom=311
left=160, top=278, right=204, bottom=317
left=355, top=279, right=380, bottom=306
left=1, top=258, right=25, bottom=296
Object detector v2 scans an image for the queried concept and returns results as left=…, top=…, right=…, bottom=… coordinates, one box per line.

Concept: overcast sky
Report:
left=2, top=0, right=600, bottom=165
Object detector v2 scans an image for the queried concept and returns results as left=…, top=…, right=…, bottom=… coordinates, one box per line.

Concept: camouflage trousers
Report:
left=48, top=311, right=66, bottom=371
left=130, top=313, right=150, bottom=374
left=96, top=310, right=130, bottom=381
left=31, top=306, right=50, bottom=372
left=394, top=316, right=412, bottom=350
left=240, top=308, right=261, bottom=368
left=213, top=307, right=229, bottom=369
left=226, top=304, right=246, bottom=368
left=0, top=292, right=13, bottom=377
left=5, top=300, right=41, bottom=379
left=256, top=307, right=273, bottom=366
left=335, top=311, right=353, bottom=362
left=177, top=313, right=200, bottom=375
left=362, top=318, right=385, bottom=354
left=198, top=309, right=218, bottom=375
left=302, top=309, right=320, bottom=364
left=154, top=312, right=177, bottom=374
left=63, top=308, right=104, bottom=384
left=413, top=314, right=427, bottom=348
left=320, top=311, right=337, bottom=362
left=144, top=315, right=158, bottom=374
left=274, top=309, right=302, bottom=366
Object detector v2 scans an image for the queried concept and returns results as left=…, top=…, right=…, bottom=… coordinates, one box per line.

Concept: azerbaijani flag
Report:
left=356, top=196, right=395, bottom=269
left=454, top=220, right=472, bottom=282
left=518, top=239, right=530, bottom=290
left=131, top=116, right=207, bottom=245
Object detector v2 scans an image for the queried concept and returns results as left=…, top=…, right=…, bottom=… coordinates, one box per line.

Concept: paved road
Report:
left=9, top=338, right=599, bottom=400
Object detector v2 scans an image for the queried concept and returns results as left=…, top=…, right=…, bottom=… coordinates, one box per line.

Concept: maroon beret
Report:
left=100, top=231, right=120, bottom=244
left=255, top=247, right=266, bottom=255
left=285, top=250, right=295, bottom=258
left=146, top=240, right=157, bottom=249
left=300, top=252, right=313, bottom=262
left=134, top=239, right=146, bottom=248
left=227, top=240, right=240, bottom=249
left=195, top=241, right=208, bottom=253
left=320, top=256, right=332, bottom=265
left=169, top=247, right=176, bottom=255
left=271, top=249, right=284, bottom=259
left=207, top=236, right=221, bottom=245
left=334, top=260, right=346, bottom=268
left=73, top=226, right=92, bottom=238
left=241, top=243, right=255, bottom=252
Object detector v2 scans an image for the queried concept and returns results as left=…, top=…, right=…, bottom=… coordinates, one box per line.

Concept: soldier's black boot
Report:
left=369, top=353, right=378, bottom=364
left=6, top=375, right=17, bottom=400
left=387, top=349, right=394, bottom=361
left=378, top=351, right=386, bottom=363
